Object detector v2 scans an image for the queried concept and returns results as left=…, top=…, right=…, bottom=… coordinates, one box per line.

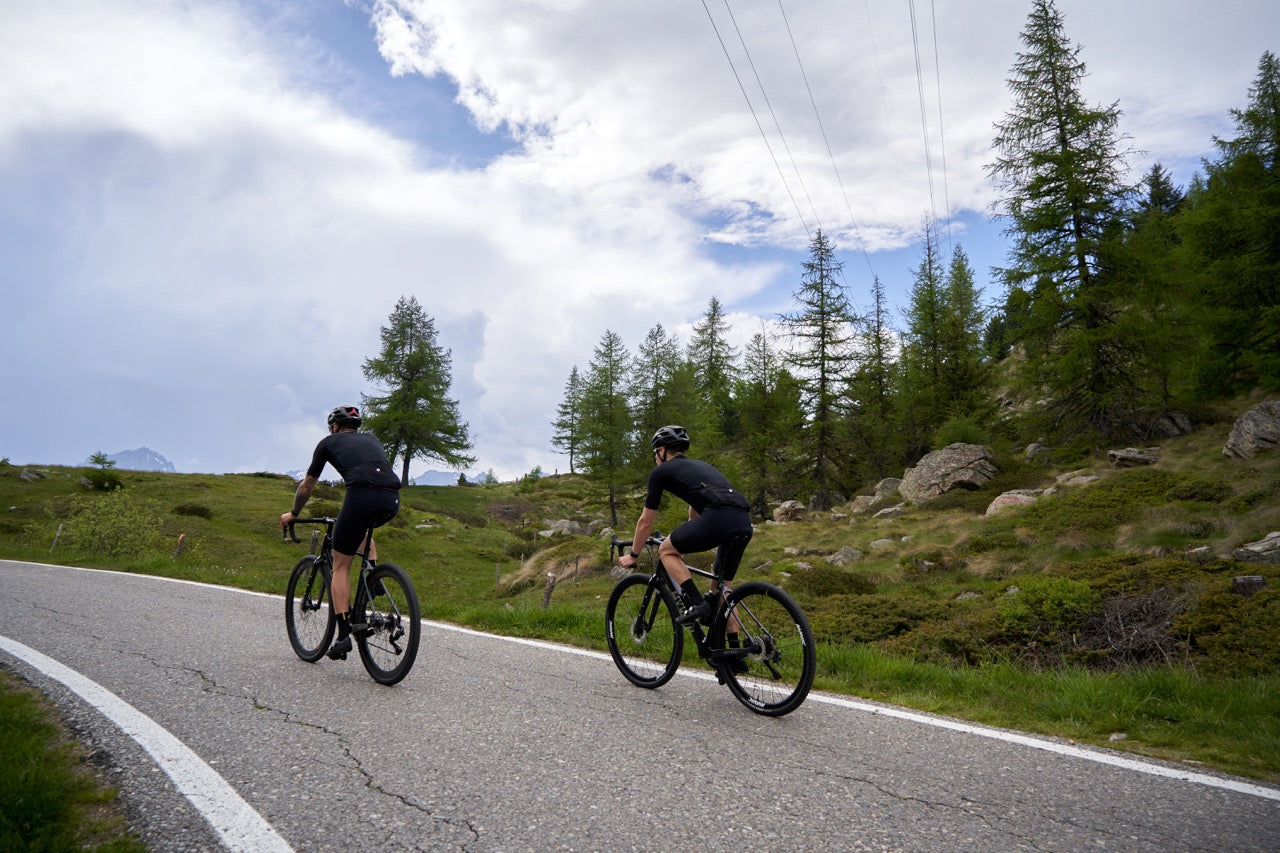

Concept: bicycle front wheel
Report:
left=605, top=573, right=683, bottom=688
left=716, top=581, right=815, bottom=716
left=285, top=555, right=334, bottom=662
left=353, top=563, right=421, bottom=686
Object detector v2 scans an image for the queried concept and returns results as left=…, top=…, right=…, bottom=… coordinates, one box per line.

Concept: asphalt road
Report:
left=2, top=559, right=1277, bottom=852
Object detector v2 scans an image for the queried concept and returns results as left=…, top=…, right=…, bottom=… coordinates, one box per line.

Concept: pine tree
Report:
left=1180, top=51, right=1280, bottom=391
left=550, top=366, right=584, bottom=474
left=778, top=229, right=857, bottom=507
left=987, top=0, right=1138, bottom=441
left=687, top=296, right=740, bottom=438
left=361, top=295, right=474, bottom=486
left=843, top=275, right=902, bottom=482
left=735, top=326, right=805, bottom=512
left=577, top=330, right=633, bottom=526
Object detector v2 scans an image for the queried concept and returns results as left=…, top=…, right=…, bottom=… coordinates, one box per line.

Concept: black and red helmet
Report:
left=327, top=405, right=362, bottom=428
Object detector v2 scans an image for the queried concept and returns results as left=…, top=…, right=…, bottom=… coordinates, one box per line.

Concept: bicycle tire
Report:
left=605, top=573, right=683, bottom=688
left=285, top=555, right=334, bottom=662
left=715, top=581, right=815, bottom=716
left=352, top=562, right=420, bottom=686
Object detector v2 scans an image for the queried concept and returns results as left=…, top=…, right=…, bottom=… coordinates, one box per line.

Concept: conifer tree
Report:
left=1180, top=51, right=1280, bottom=391
left=987, top=0, right=1138, bottom=441
left=577, top=330, right=633, bottom=525
left=687, top=296, right=740, bottom=438
left=361, top=295, right=474, bottom=486
left=550, top=365, right=584, bottom=474
left=778, top=229, right=857, bottom=507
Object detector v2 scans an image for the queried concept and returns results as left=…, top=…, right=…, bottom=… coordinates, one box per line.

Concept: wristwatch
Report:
left=628, top=550, right=640, bottom=559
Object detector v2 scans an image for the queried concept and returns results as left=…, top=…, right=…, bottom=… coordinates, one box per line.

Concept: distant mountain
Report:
left=90, top=447, right=176, bottom=473
left=413, top=470, right=475, bottom=486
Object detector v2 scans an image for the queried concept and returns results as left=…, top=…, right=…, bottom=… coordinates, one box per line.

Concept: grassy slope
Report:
left=2, top=408, right=1279, bottom=782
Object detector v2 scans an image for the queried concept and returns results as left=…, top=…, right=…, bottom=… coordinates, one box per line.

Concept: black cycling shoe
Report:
left=365, top=577, right=385, bottom=598
left=726, top=657, right=749, bottom=676
left=326, top=636, right=352, bottom=660
left=677, top=600, right=711, bottom=626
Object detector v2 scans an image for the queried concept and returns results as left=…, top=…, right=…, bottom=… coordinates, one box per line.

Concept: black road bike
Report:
left=283, top=517, right=421, bottom=685
left=605, top=534, right=815, bottom=716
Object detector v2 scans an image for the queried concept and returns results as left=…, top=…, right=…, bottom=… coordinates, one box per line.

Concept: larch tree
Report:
left=361, top=295, right=474, bottom=487
left=988, top=0, right=1137, bottom=442
left=778, top=229, right=858, bottom=508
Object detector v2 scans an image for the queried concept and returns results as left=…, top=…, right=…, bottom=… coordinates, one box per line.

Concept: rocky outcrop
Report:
left=899, top=444, right=998, bottom=504
left=985, top=489, right=1042, bottom=515
left=1233, top=531, right=1280, bottom=564
left=772, top=500, right=807, bottom=523
left=1223, top=400, right=1280, bottom=459
left=1108, top=447, right=1159, bottom=467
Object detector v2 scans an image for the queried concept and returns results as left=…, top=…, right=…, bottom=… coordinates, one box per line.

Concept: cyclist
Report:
left=280, top=405, right=401, bottom=660
left=618, top=425, right=753, bottom=632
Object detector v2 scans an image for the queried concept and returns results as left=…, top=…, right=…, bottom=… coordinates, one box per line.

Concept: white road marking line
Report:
left=0, top=635, right=294, bottom=853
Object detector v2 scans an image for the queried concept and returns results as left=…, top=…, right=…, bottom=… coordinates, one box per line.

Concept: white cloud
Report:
left=1, top=0, right=1276, bottom=479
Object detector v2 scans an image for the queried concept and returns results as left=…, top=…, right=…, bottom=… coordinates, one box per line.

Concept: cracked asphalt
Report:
left=2, top=559, right=1277, bottom=852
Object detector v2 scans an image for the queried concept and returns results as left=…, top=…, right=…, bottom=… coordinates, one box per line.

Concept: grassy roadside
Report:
left=2, top=423, right=1278, bottom=786
left=0, top=669, right=145, bottom=852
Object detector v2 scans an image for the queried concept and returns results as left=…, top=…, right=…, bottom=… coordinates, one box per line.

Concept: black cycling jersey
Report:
left=647, top=455, right=753, bottom=580
left=306, top=431, right=401, bottom=490
left=644, top=456, right=749, bottom=513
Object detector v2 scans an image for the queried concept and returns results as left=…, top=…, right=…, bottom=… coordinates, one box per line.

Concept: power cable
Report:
left=700, top=0, right=812, bottom=239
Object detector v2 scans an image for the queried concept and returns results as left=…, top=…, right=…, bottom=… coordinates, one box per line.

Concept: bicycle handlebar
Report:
left=609, top=532, right=664, bottom=559
left=282, top=516, right=335, bottom=543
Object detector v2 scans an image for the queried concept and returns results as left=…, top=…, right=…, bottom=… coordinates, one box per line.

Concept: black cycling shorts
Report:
left=669, top=508, right=754, bottom=581
left=333, top=487, right=400, bottom=555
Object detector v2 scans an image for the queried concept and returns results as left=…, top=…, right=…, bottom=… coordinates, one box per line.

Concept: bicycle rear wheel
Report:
left=716, top=581, right=815, bottom=716
left=353, top=563, right=420, bottom=686
left=605, top=573, right=683, bottom=688
left=285, top=555, right=334, bottom=662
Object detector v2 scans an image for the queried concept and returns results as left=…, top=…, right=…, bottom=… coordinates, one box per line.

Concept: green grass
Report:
left=1, top=445, right=1278, bottom=785
left=0, top=670, right=145, bottom=852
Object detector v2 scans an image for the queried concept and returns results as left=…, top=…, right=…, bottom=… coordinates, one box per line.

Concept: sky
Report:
left=1, top=0, right=1275, bottom=481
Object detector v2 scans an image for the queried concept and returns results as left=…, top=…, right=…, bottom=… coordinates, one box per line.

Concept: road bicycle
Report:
left=283, top=517, right=420, bottom=686
left=605, top=533, right=815, bottom=716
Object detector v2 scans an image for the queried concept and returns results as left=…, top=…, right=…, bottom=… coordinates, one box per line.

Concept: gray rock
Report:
left=1107, top=447, right=1159, bottom=467
left=825, top=546, right=864, bottom=565
left=773, top=500, right=807, bottom=522
left=1232, top=531, right=1280, bottom=564
left=1223, top=400, right=1280, bottom=459
left=985, top=489, right=1042, bottom=515
left=874, top=478, right=902, bottom=500
left=899, top=443, right=998, bottom=503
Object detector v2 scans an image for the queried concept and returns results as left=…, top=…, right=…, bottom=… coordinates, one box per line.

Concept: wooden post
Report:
left=173, top=533, right=186, bottom=559
left=49, top=523, right=63, bottom=552
left=309, top=529, right=319, bottom=555
left=542, top=572, right=556, bottom=608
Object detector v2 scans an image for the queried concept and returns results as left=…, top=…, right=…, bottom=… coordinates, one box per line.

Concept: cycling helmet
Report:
left=651, top=424, right=690, bottom=452
left=327, top=405, right=362, bottom=428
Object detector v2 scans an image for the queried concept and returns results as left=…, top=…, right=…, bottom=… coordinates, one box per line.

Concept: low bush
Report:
left=63, top=493, right=160, bottom=557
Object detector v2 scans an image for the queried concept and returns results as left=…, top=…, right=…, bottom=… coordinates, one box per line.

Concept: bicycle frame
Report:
left=618, top=536, right=756, bottom=673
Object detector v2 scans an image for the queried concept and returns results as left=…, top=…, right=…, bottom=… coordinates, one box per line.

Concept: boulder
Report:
left=1223, top=400, right=1280, bottom=459
left=538, top=519, right=587, bottom=537
left=899, top=443, right=999, bottom=504
left=825, top=546, right=864, bottom=565
left=985, top=489, right=1042, bottom=515
left=849, top=495, right=877, bottom=514
left=1107, top=447, right=1159, bottom=467
left=873, top=478, right=902, bottom=501
left=772, top=500, right=807, bottom=523
left=1233, top=531, right=1280, bottom=564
